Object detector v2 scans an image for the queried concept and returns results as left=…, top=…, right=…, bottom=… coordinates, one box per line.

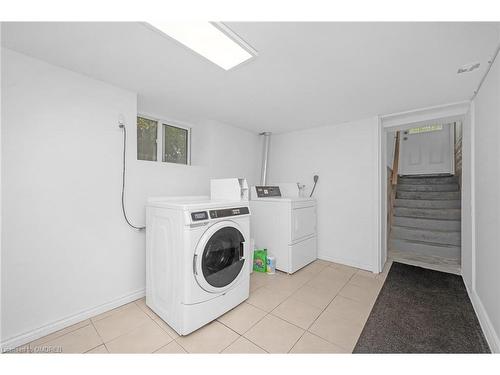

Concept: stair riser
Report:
left=397, top=184, right=459, bottom=192
left=394, top=207, right=461, bottom=220
left=389, top=239, right=460, bottom=259
left=393, top=217, right=461, bottom=231
left=398, top=177, right=458, bottom=185
left=391, top=227, right=461, bottom=246
left=396, top=191, right=461, bottom=200
left=395, top=199, right=461, bottom=209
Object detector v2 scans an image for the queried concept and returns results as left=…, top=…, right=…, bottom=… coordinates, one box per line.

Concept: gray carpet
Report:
left=354, top=262, right=490, bottom=353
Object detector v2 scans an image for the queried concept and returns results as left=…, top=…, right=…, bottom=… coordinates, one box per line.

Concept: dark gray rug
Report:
left=353, top=262, right=490, bottom=353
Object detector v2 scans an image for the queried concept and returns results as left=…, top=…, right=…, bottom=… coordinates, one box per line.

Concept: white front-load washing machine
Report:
left=145, top=196, right=250, bottom=335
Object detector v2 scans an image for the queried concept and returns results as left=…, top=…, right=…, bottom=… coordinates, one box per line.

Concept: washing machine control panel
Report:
left=209, top=207, right=250, bottom=219
left=190, top=207, right=250, bottom=222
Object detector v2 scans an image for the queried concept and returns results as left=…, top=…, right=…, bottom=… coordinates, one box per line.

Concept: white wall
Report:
left=471, top=51, right=500, bottom=352
left=0, top=48, right=261, bottom=348
left=461, top=108, right=474, bottom=291
left=267, top=117, right=379, bottom=271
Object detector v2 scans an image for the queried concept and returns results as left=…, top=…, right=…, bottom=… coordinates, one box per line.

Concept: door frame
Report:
left=377, top=101, right=470, bottom=273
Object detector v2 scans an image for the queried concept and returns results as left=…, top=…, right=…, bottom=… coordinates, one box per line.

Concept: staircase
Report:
left=388, top=175, right=461, bottom=274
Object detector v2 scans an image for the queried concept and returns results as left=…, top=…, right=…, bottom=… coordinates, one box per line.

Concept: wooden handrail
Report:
left=391, top=131, right=401, bottom=185
left=388, top=130, right=401, bottom=236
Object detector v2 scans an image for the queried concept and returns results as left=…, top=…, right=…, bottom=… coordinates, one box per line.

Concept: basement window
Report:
left=407, top=124, right=443, bottom=135
left=162, top=124, right=189, bottom=164
left=137, top=116, right=191, bottom=165
left=137, top=116, right=158, bottom=161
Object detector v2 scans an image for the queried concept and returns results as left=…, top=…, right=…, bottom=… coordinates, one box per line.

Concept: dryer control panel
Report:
left=254, top=186, right=281, bottom=198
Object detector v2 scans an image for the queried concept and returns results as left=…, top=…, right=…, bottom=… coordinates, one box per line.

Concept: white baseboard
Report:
left=464, top=282, right=499, bottom=353
left=1, top=288, right=145, bottom=351
left=318, top=254, right=375, bottom=273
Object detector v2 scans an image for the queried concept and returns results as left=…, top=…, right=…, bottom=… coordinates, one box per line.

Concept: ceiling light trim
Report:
left=143, top=21, right=257, bottom=71
left=211, top=22, right=258, bottom=58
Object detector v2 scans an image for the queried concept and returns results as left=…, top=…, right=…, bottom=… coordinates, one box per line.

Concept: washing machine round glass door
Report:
left=193, top=221, right=246, bottom=293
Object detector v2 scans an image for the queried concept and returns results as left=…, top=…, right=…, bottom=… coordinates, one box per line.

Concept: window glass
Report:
left=137, top=117, right=158, bottom=161
left=163, top=124, right=188, bottom=164
left=408, top=124, right=443, bottom=135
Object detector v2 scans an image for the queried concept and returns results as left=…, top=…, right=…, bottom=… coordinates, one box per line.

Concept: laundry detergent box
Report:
left=253, top=249, right=267, bottom=273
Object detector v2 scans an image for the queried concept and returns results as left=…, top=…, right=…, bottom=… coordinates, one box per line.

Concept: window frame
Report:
left=137, top=114, right=191, bottom=166
left=161, top=122, right=191, bottom=165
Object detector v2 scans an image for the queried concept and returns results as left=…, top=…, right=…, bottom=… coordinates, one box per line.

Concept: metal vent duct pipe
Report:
left=259, top=132, right=272, bottom=185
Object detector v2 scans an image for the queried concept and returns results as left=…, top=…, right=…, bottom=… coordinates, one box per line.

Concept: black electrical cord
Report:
left=120, top=124, right=145, bottom=230
left=309, top=175, right=319, bottom=197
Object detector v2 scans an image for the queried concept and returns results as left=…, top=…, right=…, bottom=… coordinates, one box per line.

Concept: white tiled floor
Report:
left=14, top=259, right=391, bottom=354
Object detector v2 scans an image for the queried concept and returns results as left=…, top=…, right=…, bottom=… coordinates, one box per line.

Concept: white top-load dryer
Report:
left=250, top=184, right=317, bottom=274
left=146, top=196, right=250, bottom=335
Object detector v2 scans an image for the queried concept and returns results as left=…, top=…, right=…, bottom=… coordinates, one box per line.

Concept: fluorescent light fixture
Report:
left=146, top=22, right=257, bottom=70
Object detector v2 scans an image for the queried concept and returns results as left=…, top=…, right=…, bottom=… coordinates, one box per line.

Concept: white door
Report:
left=399, top=123, right=454, bottom=175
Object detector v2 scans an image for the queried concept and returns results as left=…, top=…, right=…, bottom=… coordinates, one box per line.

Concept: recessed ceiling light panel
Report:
left=146, top=22, right=257, bottom=70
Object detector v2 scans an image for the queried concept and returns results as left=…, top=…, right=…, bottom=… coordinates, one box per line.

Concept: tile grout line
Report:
left=133, top=300, right=180, bottom=353
left=309, top=269, right=388, bottom=351
left=248, top=262, right=360, bottom=353
left=173, top=337, right=189, bottom=353
left=87, top=319, right=107, bottom=353
left=217, top=312, right=270, bottom=353
left=234, top=267, right=323, bottom=353
left=23, top=319, right=93, bottom=351
left=300, top=270, right=360, bottom=352
left=90, top=300, right=172, bottom=353
left=288, top=272, right=357, bottom=353
left=285, top=263, right=336, bottom=353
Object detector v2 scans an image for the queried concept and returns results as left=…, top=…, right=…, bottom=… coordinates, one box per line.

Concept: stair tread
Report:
left=400, top=175, right=455, bottom=178
left=393, top=216, right=461, bottom=231
left=395, top=207, right=461, bottom=218
left=390, top=238, right=460, bottom=248
left=396, top=191, right=461, bottom=200
left=395, top=199, right=461, bottom=203
left=394, top=216, right=460, bottom=222
left=395, top=207, right=460, bottom=210
left=392, top=225, right=460, bottom=234
left=397, top=184, right=458, bottom=187
left=399, top=177, right=458, bottom=182
left=394, top=199, right=461, bottom=209
left=393, top=215, right=460, bottom=222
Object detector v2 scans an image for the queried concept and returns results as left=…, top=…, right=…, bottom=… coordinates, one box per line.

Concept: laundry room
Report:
left=1, top=2, right=500, bottom=374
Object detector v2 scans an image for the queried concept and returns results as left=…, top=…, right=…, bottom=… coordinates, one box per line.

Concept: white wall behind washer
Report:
left=267, top=117, right=379, bottom=271
left=0, top=48, right=261, bottom=348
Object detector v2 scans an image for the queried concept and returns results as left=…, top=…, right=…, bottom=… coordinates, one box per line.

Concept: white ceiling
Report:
left=2, top=22, right=499, bottom=133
